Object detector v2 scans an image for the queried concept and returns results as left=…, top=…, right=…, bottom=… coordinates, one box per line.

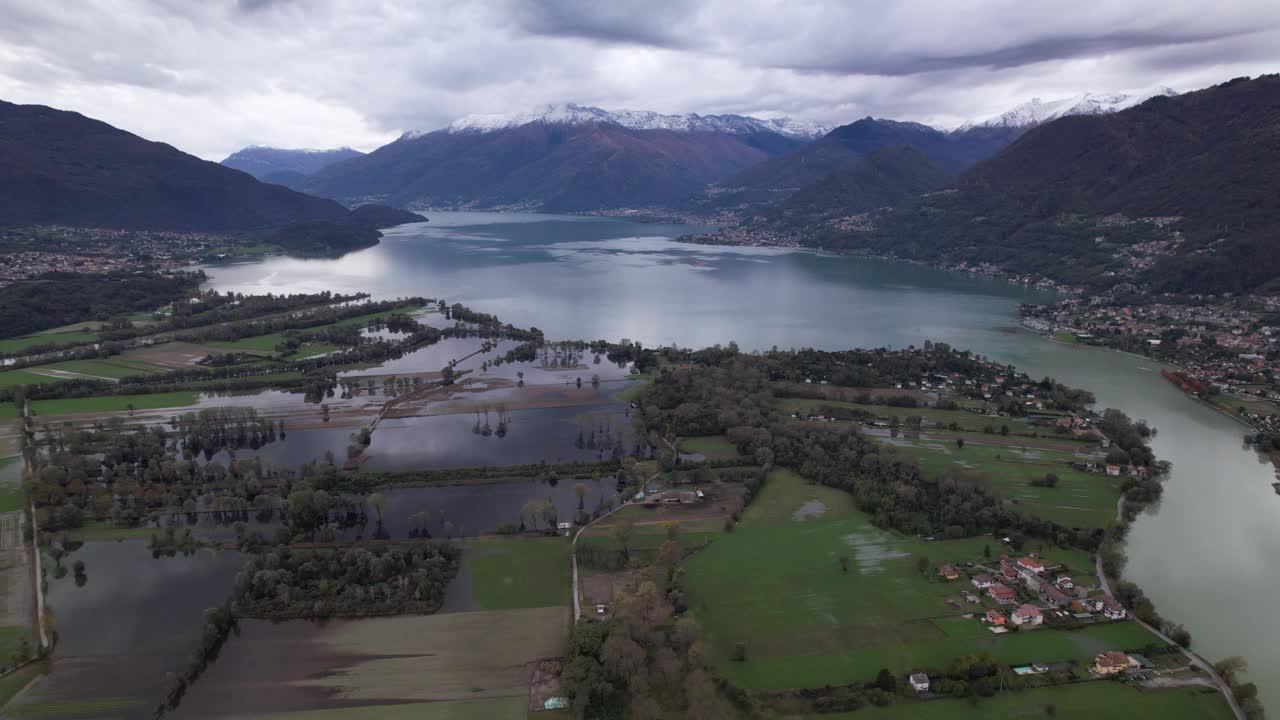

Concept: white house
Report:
left=1103, top=601, right=1128, bottom=620
left=1011, top=604, right=1044, bottom=626
left=971, top=573, right=995, bottom=589
left=909, top=673, right=930, bottom=693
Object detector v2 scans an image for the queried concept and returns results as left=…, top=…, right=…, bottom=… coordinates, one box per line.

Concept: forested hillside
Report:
left=762, top=146, right=951, bottom=223
left=781, top=75, right=1280, bottom=294
left=0, top=101, right=352, bottom=232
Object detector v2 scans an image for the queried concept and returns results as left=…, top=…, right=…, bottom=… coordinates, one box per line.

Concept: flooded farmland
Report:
left=15, top=542, right=247, bottom=719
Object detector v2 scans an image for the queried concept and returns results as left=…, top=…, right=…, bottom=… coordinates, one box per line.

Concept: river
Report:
left=202, top=211, right=1280, bottom=711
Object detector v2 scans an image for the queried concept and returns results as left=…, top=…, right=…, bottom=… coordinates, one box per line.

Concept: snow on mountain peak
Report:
left=402, top=103, right=831, bottom=140
left=959, top=87, right=1177, bottom=130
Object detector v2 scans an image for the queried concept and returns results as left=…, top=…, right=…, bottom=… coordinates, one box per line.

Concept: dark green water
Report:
left=203, top=211, right=1280, bottom=709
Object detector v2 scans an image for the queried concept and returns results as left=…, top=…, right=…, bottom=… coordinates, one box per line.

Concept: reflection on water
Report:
left=363, top=404, right=631, bottom=470
left=25, top=542, right=246, bottom=718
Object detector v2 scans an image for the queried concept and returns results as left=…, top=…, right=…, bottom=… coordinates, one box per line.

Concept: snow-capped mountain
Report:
left=959, top=87, right=1178, bottom=130
left=404, top=103, right=831, bottom=140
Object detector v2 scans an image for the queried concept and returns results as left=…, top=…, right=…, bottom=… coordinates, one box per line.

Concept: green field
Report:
left=0, top=627, right=30, bottom=667
left=0, top=357, right=172, bottom=386
left=777, top=397, right=1089, bottom=444
left=466, top=535, right=571, bottom=610
left=0, top=332, right=99, bottom=355
left=0, top=371, right=56, bottom=388
left=0, top=458, right=25, bottom=513
left=29, top=391, right=199, bottom=416
left=0, top=404, right=16, bottom=419
left=207, top=332, right=289, bottom=354
left=684, top=469, right=1145, bottom=691
left=814, top=682, right=1232, bottom=720
left=881, top=438, right=1123, bottom=528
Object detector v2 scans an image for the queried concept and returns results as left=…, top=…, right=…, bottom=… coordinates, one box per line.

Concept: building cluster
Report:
left=0, top=226, right=235, bottom=285
left=1022, top=295, right=1280, bottom=435
left=942, top=553, right=1128, bottom=630
left=902, top=551, right=1151, bottom=696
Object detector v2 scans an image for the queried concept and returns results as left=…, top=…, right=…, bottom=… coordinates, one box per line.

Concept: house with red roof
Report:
left=1011, top=604, right=1044, bottom=626
left=988, top=584, right=1017, bottom=605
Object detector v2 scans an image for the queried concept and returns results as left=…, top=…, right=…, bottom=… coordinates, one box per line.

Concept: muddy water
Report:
left=20, top=542, right=247, bottom=718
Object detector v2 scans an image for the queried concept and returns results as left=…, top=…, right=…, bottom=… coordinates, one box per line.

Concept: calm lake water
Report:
left=203, top=211, right=1280, bottom=710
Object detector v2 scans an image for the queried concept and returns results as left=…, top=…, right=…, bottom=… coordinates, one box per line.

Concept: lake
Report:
left=203, top=211, right=1280, bottom=710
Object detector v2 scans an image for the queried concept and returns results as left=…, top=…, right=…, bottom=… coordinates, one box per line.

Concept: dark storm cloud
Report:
left=785, top=28, right=1260, bottom=76
left=510, top=0, right=699, bottom=49
left=0, top=0, right=1276, bottom=159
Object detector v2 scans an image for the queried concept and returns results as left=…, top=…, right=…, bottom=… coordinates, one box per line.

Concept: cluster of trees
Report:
left=1215, top=656, right=1266, bottom=720
left=1095, top=408, right=1171, bottom=521
left=561, top=575, right=744, bottom=718
left=171, top=407, right=284, bottom=457
left=0, top=271, right=203, bottom=341
left=232, top=543, right=460, bottom=618
left=148, top=526, right=201, bottom=557
left=26, top=420, right=359, bottom=534
left=157, top=602, right=237, bottom=718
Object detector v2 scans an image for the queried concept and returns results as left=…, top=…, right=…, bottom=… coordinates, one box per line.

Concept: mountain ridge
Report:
left=777, top=75, right=1280, bottom=295
left=221, top=146, right=366, bottom=181
left=0, top=99, right=421, bottom=256
left=303, top=119, right=812, bottom=212
left=956, top=87, right=1178, bottom=130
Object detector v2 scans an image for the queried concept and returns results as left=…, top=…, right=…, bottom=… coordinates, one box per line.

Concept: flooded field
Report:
left=15, top=542, right=247, bottom=719
left=188, top=476, right=621, bottom=543
left=363, top=404, right=631, bottom=470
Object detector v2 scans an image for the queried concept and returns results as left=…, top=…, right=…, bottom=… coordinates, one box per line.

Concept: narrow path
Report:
left=1094, top=553, right=1244, bottom=720
left=571, top=468, right=662, bottom=621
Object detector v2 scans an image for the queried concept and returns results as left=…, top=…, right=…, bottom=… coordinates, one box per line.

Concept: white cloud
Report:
left=0, top=0, right=1277, bottom=159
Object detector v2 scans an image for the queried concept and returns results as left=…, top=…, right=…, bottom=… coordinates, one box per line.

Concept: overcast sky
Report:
left=2, top=0, right=1277, bottom=160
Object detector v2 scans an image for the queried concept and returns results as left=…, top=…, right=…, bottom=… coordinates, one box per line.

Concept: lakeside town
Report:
left=0, top=226, right=239, bottom=285
left=1019, top=296, right=1280, bottom=449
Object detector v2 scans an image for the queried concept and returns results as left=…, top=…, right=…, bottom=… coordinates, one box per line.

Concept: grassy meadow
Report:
left=684, top=469, right=1150, bottom=692
left=466, top=535, right=572, bottom=610
left=0, top=331, right=99, bottom=355
left=29, top=391, right=199, bottom=416
left=814, top=681, right=1232, bottom=720
left=880, top=438, right=1122, bottom=528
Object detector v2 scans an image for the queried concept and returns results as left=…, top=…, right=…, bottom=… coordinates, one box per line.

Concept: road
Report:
left=571, top=469, right=662, bottom=621
left=1095, top=553, right=1245, bottom=720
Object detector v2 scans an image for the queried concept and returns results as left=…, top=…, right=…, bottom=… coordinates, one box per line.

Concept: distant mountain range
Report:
left=431, top=103, right=831, bottom=139
left=221, top=146, right=365, bottom=188
left=300, top=106, right=819, bottom=212
left=0, top=100, right=422, bottom=255
left=207, top=93, right=1192, bottom=216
